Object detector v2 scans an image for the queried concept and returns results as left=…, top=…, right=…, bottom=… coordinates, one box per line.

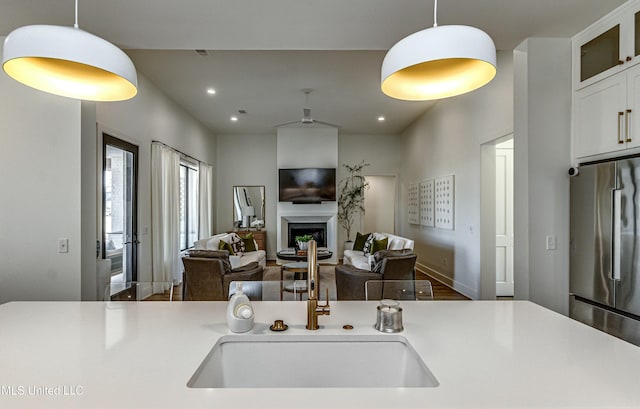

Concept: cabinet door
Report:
left=579, top=24, right=622, bottom=83
left=574, top=72, right=627, bottom=158
left=626, top=63, right=640, bottom=149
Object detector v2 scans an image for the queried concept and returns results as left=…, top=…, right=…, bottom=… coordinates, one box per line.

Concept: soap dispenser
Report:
left=226, top=284, right=254, bottom=333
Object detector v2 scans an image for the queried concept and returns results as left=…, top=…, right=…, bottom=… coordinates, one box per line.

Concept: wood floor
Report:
left=145, top=261, right=470, bottom=302
left=416, top=271, right=470, bottom=301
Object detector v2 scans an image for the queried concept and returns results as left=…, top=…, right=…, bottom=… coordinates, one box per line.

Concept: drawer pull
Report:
left=619, top=111, right=625, bottom=144
left=627, top=109, right=633, bottom=143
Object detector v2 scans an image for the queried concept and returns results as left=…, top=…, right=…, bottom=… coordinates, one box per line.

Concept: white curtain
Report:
left=198, top=162, right=214, bottom=239
left=151, top=142, right=181, bottom=285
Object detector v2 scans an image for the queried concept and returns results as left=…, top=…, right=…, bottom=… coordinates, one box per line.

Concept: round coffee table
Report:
left=276, top=250, right=333, bottom=262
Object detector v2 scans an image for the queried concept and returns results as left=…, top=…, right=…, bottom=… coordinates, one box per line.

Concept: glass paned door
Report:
left=179, top=164, right=199, bottom=250
left=103, top=134, right=138, bottom=286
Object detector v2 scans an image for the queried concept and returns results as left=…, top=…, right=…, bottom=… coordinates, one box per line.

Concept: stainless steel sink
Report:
left=187, top=334, right=439, bottom=388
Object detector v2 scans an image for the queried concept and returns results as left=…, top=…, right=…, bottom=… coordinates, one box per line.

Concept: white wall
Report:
left=338, top=133, right=403, bottom=244
left=95, top=74, right=216, bottom=286
left=363, top=176, right=397, bottom=234
left=513, top=38, right=572, bottom=315
left=398, top=51, right=514, bottom=299
left=216, top=134, right=277, bottom=257
left=0, top=37, right=83, bottom=302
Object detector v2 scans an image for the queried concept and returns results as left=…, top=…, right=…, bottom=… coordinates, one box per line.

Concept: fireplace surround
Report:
left=277, top=209, right=337, bottom=264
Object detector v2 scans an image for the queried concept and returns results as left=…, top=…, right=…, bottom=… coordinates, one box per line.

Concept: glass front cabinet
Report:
left=573, top=2, right=640, bottom=90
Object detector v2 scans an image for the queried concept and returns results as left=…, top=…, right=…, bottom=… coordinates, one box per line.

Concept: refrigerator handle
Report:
left=613, top=189, right=622, bottom=281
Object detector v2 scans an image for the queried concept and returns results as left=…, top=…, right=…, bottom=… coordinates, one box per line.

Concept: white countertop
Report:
left=1, top=300, right=639, bottom=408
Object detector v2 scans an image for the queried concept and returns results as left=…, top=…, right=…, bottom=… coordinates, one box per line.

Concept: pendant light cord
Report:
left=433, top=0, right=438, bottom=27
left=74, top=0, right=79, bottom=29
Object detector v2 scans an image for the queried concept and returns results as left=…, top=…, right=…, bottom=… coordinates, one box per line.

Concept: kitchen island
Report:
left=0, top=300, right=639, bottom=408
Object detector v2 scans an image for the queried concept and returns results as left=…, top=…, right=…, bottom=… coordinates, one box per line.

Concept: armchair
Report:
left=335, top=250, right=416, bottom=300
left=182, top=250, right=263, bottom=301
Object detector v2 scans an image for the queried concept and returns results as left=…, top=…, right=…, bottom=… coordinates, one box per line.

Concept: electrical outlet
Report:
left=58, top=238, right=69, bottom=253
left=443, top=258, right=448, bottom=267
left=546, top=235, right=556, bottom=251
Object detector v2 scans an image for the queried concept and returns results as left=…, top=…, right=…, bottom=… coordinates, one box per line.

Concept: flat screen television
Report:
left=279, top=168, right=336, bottom=203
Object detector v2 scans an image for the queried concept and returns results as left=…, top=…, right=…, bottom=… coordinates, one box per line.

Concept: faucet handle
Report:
left=322, top=288, right=330, bottom=308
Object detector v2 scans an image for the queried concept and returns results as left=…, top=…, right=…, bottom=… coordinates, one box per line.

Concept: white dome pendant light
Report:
left=2, top=0, right=137, bottom=101
left=381, top=0, right=496, bottom=101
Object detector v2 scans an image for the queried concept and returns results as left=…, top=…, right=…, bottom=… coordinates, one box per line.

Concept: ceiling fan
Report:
left=275, top=89, right=340, bottom=128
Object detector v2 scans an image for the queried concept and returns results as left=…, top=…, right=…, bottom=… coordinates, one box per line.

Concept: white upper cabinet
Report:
left=574, top=64, right=640, bottom=158
left=573, top=1, right=640, bottom=91
left=572, top=0, right=640, bottom=160
left=574, top=71, right=626, bottom=158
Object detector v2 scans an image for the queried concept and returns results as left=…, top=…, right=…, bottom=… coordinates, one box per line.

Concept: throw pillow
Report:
left=227, top=232, right=246, bottom=255
left=242, top=232, right=257, bottom=252
left=370, top=237, right=389, bottom=254
left=362, top=234, right=375, bottom=255
left=205, top=236, right=224, bottom=251
left=218, top=240, right=235, bottom=255
left=353, top=232, right=370, bottom=251
left=388, top=238, right=405, bottom=250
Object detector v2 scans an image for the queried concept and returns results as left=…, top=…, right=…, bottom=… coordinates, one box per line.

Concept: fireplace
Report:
left=277, top=209, right=338, bottom=264
left=288, top=223, right=327, bottom=248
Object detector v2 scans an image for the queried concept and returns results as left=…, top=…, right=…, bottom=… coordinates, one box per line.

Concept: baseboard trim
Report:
left=415, top=262, right=477, bottom=300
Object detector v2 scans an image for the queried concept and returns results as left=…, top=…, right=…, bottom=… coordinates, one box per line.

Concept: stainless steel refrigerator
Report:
left=570, top=157, right=640, bottom=347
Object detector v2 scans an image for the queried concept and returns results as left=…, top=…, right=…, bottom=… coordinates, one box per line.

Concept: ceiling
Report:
left=0, top=0, right=627, bottom=135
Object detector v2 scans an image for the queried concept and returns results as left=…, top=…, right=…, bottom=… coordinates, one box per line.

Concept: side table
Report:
left=280, top=261, right=308, bottom=300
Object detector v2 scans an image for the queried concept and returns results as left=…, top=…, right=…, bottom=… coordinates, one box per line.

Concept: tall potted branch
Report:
left=337, top=161, right=370, bottom=250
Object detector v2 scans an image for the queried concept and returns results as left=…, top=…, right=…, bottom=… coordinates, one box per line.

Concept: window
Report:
left=179, top=162, right=199, bottom=250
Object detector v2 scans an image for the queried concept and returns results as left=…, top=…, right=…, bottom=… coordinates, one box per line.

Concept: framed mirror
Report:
left=233, top=186, right=265, bottom=229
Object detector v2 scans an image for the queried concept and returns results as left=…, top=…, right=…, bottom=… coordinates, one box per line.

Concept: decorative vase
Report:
left=344, top=240, right=354, bottom=251
left=297, top=241, right=309, bottom=251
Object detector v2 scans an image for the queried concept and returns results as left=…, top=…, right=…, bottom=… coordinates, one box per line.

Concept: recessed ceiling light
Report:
left=378, top=116, right=386, bottom=122
left=207, top=88, right=216, bottom=95
left=230, top=116, right=238, bottom=122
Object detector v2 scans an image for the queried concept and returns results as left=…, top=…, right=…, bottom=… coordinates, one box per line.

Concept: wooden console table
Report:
left=237, top=229, right=266, bottom=251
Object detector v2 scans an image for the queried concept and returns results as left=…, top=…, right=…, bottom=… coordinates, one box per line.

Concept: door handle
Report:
left=626, top=109, right=632, bottom=142
left=123, top=240, right=140, bottom=245
left=618, top=111, right=625, bottom=144
left=613, top=189, right=622, bottom=281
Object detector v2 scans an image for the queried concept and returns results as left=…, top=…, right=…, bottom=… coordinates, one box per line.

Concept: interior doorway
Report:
left=363, top=176, right=397, bottom=234
left=102, top=134, right=139, bottom=292
left=495, top=139, right=514, bottom=296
